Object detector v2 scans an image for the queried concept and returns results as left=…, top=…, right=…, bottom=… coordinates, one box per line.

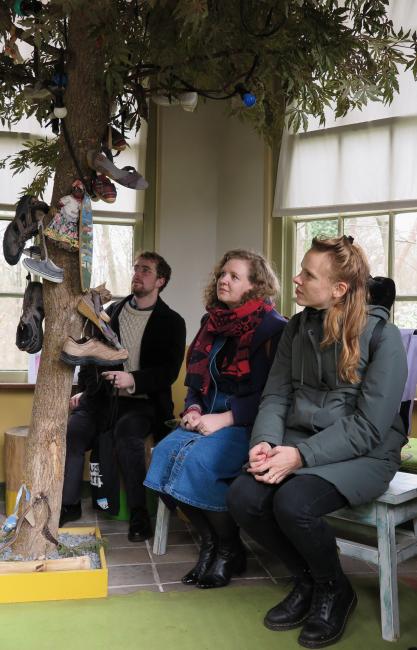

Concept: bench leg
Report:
left=153, top=498, right=171, bottom=555
left=376, top=502, right=399, bottom=641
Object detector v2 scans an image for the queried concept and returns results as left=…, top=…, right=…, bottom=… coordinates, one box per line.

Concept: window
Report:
left=286, top=210, right=417, bottom=327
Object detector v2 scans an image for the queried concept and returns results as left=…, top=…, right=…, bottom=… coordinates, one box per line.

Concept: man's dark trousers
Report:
left=63, top=395, right=154, bottom=513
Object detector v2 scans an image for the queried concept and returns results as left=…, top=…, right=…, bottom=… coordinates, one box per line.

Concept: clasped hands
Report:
left=247, top=442, right=303, bottom=484
left=180, top=410, right=234, bottom=435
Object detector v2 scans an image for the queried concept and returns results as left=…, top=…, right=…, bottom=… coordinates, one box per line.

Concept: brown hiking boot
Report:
left=60, top=337, right=128, bottom=367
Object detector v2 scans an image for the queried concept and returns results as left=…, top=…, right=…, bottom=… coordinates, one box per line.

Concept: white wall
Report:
left=157, top=101, right=265, bottom=341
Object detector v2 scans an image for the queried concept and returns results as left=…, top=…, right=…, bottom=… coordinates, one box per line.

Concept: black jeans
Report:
left=62, top=396, right=153, bottom=512
left=228, top=473, right=348, bottom=582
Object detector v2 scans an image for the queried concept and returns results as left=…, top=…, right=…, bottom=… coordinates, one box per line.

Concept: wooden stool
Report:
left=3, top=426, right=29, bottom=516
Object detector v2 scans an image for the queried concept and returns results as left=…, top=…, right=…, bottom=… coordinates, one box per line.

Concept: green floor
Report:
left=0, top=578, right=416, bottom=650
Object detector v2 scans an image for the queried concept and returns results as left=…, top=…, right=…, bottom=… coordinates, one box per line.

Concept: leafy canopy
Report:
left=1, top=0, right=417, bottom=194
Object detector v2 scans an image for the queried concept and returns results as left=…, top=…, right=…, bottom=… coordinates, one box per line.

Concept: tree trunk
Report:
left=14, top=3, right=112, bottom=558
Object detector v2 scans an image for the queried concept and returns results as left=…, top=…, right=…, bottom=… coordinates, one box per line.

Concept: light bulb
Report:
left=53, top=105, right=67, bottom=118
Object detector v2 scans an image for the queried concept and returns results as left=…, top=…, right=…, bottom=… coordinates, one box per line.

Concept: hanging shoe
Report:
left=60, top=336, right=128, bottom=367
left=264, top=574, right=314, bottom=631
left=87, top=150, right=148, bottom=190
left=91, top=174, right=117, bottom=203
left=103, top=126, right=128, bottom=152
left=298, top=573, right=357, bottom=648
left=77, top=287, right=123, bottom=350
left=22, top=245, right=42, bottom=260
left=23, top=257, right=64, bottom=283
left=196, top=537, right=246, bottom=589
left=3, top=195, right=49, bottom=265
left=78, top=283, right=112, bottom=326
left=22, top=81, right=53, bottom=102
left=16, top=281, right=45, bottom=354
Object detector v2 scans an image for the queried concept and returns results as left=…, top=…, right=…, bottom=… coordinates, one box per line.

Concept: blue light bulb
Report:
left=242, top=92, right=256, bottom=108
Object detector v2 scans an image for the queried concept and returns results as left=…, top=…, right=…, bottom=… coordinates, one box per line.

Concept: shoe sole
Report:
left=264, top=612, right=310, bottom=632
left=60, top=351, right=126, bottom=367
left=297, top=592, right=358, bottom=648
left=22, top=259, right=63, bottom=283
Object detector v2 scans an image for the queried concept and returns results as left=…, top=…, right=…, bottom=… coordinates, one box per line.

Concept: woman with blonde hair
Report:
left=228, top=236, right=408, bottom=648
left=145, top=249, right=286, bottom=588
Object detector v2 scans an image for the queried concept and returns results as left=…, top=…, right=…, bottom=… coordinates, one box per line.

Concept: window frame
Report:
left=281, top=208, right=417, bottom=322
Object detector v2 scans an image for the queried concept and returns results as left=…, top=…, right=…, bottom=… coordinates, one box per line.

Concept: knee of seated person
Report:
left=114, top=418, right=151, bottom=442
left=272, top=490, right=309, bottom=528
left=227, top=474, right=264, bottom=519
left=114, top=428, right=146, bottom=451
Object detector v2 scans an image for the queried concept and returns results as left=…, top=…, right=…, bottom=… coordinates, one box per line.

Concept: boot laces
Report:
left=312, top=581, right=337, bottom=619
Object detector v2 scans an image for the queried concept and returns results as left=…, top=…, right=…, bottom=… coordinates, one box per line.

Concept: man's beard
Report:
left=132, top=283, right=152, bottom=298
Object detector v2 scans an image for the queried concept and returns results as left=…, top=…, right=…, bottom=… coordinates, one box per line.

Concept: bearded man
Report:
left=60, top=251, right=186, bottom=542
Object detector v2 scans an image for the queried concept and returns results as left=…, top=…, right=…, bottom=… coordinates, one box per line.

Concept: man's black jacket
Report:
left=78, top=295, right=186, bottom=441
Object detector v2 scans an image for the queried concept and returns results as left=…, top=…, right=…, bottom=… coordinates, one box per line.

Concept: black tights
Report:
left=177, top=502, right=239, bottom=545
left=228, top=473, right=347, bottom=582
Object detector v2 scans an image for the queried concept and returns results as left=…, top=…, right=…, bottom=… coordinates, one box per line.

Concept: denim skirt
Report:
left=144, top=424, right=250, bottom=511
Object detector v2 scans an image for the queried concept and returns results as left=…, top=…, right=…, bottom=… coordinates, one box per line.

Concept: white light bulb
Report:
left=54, top=105, right=67, bottom=118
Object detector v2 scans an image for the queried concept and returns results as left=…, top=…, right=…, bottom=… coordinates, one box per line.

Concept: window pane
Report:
left=295, top=219, right=338, bottom=273
left=0, top=221, right=30, bottom=294
left=394, top=212, right=417, bottom=296
left=394, top=302, right=417, bottom=329
left=91, top=224, right=133, bottom=297
left=0, top=297, right=29, bottom=370
left=343, top=215, right=389, bottom=276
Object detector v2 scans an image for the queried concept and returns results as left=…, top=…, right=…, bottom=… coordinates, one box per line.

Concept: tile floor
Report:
left=56, top=497, right=417, bottom=594
left=1, top=496, right=417, bottom=595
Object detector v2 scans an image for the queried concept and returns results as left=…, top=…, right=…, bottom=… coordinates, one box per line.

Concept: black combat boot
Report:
left=298, top=572, right=357, bottom=648
left=264, top=574, right=315, bottom=631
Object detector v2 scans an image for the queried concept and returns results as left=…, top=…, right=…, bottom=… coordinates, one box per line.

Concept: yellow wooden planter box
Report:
left=0, top=527, right=107, bottom=604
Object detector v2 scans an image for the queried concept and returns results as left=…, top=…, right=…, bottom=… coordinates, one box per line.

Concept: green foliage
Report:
left=57, top=536, right=107, bottom=558
left=299, top=219, right=339, bottom=254
left=0, top=0, right=417, bottom=177
left=0, top=137, right=59, bottom=198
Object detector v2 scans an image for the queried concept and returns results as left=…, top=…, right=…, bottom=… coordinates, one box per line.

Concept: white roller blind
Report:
left=274, top=1, right=417, bottom=217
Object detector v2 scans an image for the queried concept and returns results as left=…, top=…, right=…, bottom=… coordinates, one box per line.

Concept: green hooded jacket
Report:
left=250, top=305, right=408, bottom=505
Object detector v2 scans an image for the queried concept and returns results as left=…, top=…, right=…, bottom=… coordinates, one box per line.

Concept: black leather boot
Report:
left=196, top=538, right=247, bottom=589
left=178, top=503, right=217, bottom=585
left=181, top=537, right=217, bottom=585
left=264, top=575, right=314, bottom=631
left=298, top=573, right=357, bottom=648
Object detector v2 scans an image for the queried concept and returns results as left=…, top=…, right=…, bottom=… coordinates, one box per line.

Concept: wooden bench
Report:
left=327, top=471, right=417, bottom=642
left=153, top=471, right=417, bottom=642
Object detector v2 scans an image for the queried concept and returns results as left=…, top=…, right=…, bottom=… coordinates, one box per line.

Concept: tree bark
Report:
left=14, top=3, right=112, bottom=558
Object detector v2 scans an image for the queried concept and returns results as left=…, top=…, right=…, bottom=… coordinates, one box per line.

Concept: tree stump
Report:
left=4, top=426, right=28, bottom=516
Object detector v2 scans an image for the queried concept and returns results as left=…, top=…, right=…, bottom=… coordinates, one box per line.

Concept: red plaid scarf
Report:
left=185, top=299, right=273, bottom=395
